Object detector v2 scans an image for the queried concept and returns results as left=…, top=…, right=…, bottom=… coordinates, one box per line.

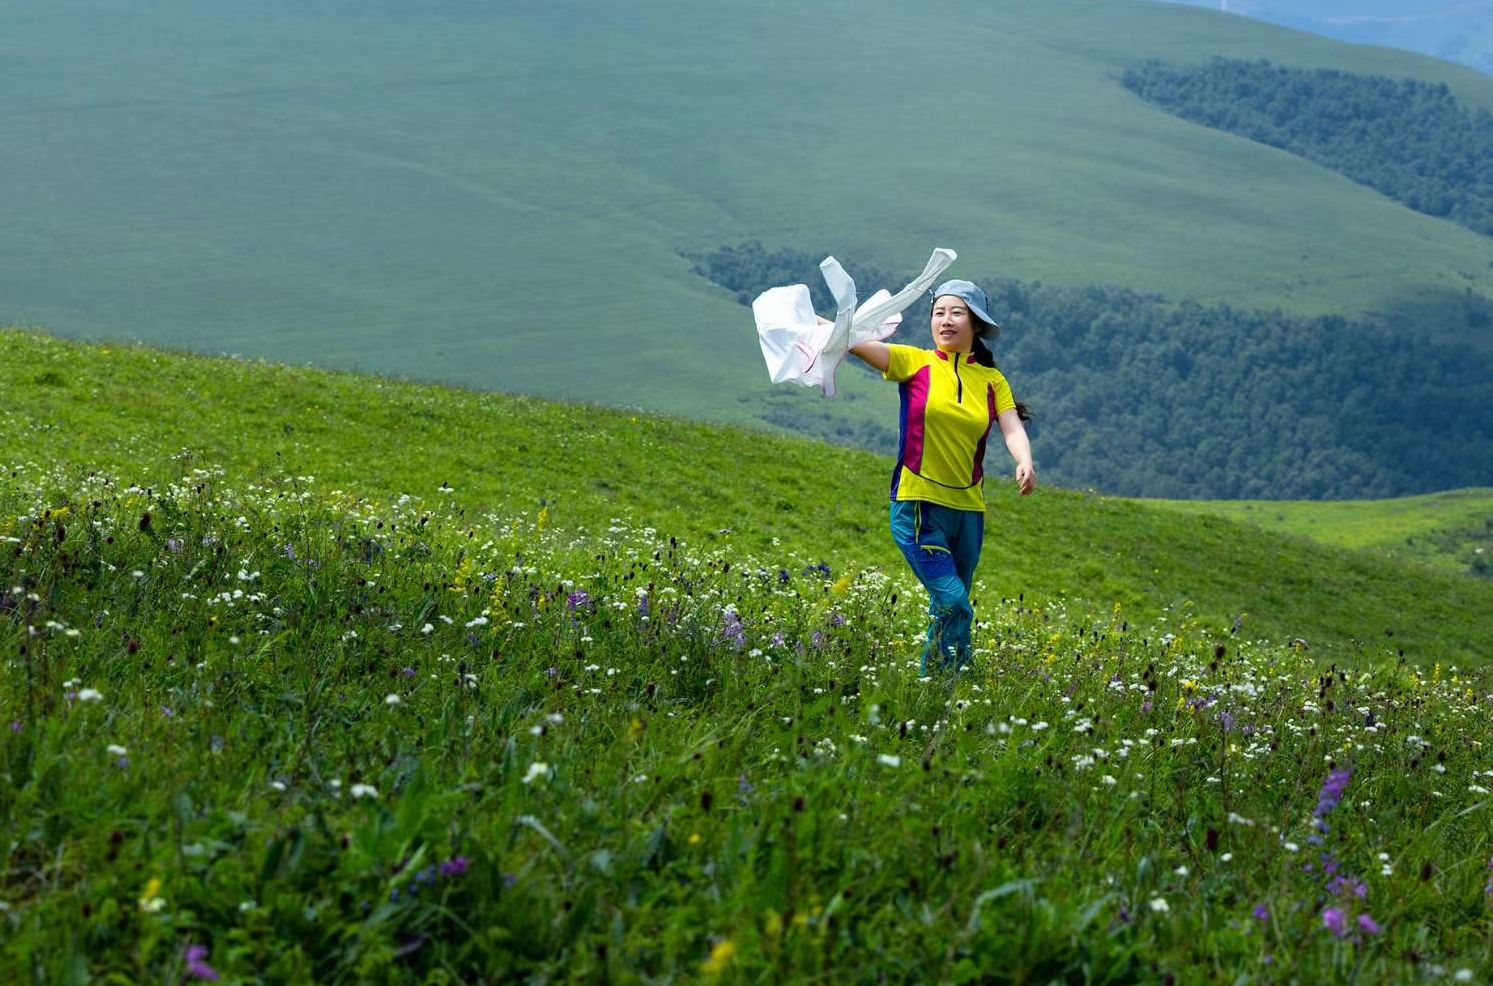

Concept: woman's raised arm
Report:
left=848, top=340, right=891, bottom=374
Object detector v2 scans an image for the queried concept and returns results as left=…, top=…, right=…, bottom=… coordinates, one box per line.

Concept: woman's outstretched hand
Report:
left=1016, top=462, right=1037, bottom=496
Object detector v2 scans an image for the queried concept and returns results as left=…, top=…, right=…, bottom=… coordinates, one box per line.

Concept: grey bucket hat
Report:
left=932, top=279, right=1001, bottom=339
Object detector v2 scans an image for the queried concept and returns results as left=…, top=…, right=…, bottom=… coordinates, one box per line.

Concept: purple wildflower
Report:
left=636, top=593, right=650, bottom=620
left=1219, top=710, right=1236, bottom=733
left=1252, top=903, right=1270, bottom=924
left=1313, top=767, right=1352, bottom=826
left=161, top=706, right=174, bottom=718
left=828, top=612, right=846, bottom=628
left=438, top=856, right=469, bottom=878
left=738, top=773, right=754, bottom=797
left=1326, top=874, right=1365, bottom=897
left=778, top=569, right=790, bottom=585
left=183, top=945, right=220, bottom=982
left=810, top=631, right=825, bottom=650
left=165, top=538, right=184, bottom=554
left=720, top=608, right=746, bottom=649
left=1357, top=913, right=1382, bottom=935
left=1322, top=907, right=1348, bottom=939
left=566, top=590, right=592, bottom=611
left=9, top=721, right=21, bottom=734
left=1140, top=699, right=1153, bottom=714
left=283, top=543, right=297, bottom=561
left=401, top=667, right=416, bottom=678
left=769, top=631, right=786, bottom=648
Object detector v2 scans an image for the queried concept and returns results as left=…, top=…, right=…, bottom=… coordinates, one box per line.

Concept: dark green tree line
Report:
left=692, top=242, right=1493, bottom=500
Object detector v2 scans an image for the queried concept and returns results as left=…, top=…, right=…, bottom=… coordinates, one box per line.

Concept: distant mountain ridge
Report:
left=1161, top=0, right=1493, bottom=75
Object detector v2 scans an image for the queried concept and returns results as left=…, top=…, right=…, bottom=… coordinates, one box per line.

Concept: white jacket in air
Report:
left=752, top=248, right=956, bottom=398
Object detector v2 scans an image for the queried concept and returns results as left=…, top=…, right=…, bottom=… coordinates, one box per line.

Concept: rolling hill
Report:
left=4, top=0, right=1493, bottom=435
left=5, top=327, right=1490, bottom=665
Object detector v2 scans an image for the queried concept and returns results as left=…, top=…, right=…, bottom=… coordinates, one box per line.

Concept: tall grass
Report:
left=3, top=464, right=1489, bottom=982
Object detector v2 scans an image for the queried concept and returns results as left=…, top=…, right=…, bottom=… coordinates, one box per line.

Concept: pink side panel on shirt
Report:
left=902, top=366, right=930, bottom=474
left=971, top=383, right=997, bottom=485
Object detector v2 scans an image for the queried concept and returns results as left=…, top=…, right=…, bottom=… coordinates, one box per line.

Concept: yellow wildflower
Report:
left=830, top=575, right=852, bottom=595
left=762, top=910, right=782, bottom=938
left=701, top=939, right=737, bottom=975
left=451, top=557, right=474, bottom=594
left=537, top=506, right=549, bottom=530
left=688, top=832, right=702, bottom=846
left=48, top=506, right=70, bottom=521
left=627, top=718, right=646, bottom=740
left=138, top=877, right=165, bottom=913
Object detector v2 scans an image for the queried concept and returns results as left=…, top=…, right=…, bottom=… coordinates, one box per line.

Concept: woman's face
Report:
left=931, top=295, right=976, bottom=353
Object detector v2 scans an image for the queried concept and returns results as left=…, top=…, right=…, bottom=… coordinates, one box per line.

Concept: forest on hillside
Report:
left=693, top=242, right=1493, bottom=500
left=1123, top=58, right=1493, bottom=237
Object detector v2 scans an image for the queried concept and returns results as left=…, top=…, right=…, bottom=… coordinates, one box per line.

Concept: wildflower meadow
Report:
left=2, top=462, right=1490, bottom=983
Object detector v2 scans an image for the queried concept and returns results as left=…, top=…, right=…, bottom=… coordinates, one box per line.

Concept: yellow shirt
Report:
left=883, top=344, right=1016, bottom=512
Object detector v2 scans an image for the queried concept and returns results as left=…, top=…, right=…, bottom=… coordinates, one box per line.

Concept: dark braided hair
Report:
left=971, top=336, right=1033, bottom=423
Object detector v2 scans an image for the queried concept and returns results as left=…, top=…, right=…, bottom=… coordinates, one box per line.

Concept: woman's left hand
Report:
left=1015, top=462, right=1037, bottom=496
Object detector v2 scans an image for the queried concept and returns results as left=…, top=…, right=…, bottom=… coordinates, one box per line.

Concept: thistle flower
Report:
left=183, top=944, right=220, bottom=982
left=1321, top=907, right=1348, bottom=938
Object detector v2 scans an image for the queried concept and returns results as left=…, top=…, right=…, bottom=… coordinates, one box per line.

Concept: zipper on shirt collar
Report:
left=952, top=352, right=963, bottom=404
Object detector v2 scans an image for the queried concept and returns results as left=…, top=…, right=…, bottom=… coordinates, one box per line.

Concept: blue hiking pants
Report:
left=889, top=499, right=984, bottom=674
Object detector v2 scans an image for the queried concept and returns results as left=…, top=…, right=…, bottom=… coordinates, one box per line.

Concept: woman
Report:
left=848, top=279, right=1035, bottom=675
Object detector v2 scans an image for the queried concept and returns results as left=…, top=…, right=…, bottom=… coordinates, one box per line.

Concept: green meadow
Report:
left=3, top=332, right=1492, bottom=983
left=6, top=0, right=1493, bottom=424
left=5, top=329, right=1491, bottom=665
left=1152, top=490, right=1493, bottom=579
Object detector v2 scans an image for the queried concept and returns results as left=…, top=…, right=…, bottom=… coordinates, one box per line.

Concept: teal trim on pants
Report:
left=889, top=499, right=984, bottom=674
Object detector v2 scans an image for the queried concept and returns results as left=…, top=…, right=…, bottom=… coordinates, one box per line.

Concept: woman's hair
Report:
left=972, top=337, right=1033, bottom=423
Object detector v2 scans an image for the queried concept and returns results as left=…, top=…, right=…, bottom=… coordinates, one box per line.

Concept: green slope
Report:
left=1150, top=488, right=1493, bottom=577
left=6, top=327, right=1490, bottom=664
left=3, top=0, right=1493, bottom=424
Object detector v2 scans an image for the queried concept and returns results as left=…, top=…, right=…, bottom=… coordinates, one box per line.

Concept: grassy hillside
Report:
left=4, top=335, right=1492, bottom=982
left=5, top=327, right=1491, bottom=667
left=4, top=0, right=1493, bottom=426
left=1151, top=488, right=1493, bottom=577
